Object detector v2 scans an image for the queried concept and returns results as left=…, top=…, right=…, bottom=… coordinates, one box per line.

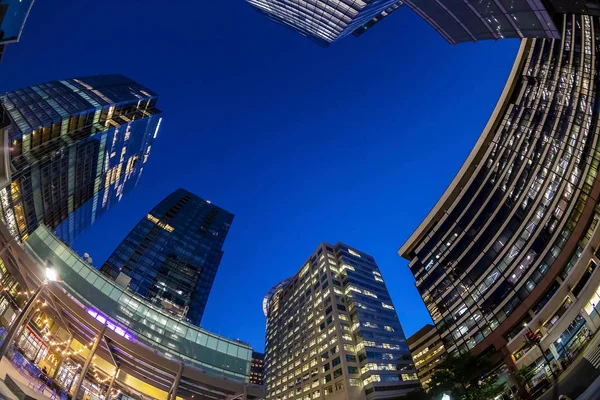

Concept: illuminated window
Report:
left=348, top=249, right=361, bottom=258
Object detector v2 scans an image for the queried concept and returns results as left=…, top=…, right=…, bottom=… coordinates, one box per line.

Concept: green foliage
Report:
left=403, top=389, right=433, bottom=400
left=428, top=353, right=505, bottom=400
left=513, top=365, right=535, bottom=387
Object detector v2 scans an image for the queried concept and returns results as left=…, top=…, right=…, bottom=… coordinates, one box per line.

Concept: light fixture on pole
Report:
left=0, top=267, right=58, bottom=359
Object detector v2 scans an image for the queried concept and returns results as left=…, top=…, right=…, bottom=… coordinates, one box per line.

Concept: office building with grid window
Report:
left=407, top=324, right=446, bottom=390
left=251, top=351, right=265, bottom=385
left=100, top=189, right=234, bottom=325
left=246, top=0, right=403, bottom=46
left=246, top=0, right=569, bottom=46
left=264, top=242, right=418, bottom=400
left=400, top=11, right=600, bottom=380
left=0, top=74, right=162, bottom=244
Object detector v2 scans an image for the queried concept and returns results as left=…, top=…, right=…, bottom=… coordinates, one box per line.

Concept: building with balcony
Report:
left=400, top=11, right=600, bottom=380
left=264, top=242, right=418, bottom=400
left=407, top=324, right=446, bottom=390
left=100, top=189, right=233, bottom=325
left=0, top=74, right=162, bottom=245
left=250, top=352, right=265, bottom=385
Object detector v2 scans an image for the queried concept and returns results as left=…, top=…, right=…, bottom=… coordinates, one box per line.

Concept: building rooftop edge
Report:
left=406, top=323, right=435, bottom=348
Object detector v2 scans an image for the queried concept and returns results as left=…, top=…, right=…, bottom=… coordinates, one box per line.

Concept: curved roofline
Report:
left=263, top=277, right=292, bottom=317
left=398, top=39, right=531, bottom=259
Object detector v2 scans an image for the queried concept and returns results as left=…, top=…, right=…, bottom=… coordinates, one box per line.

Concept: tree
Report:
left=512, top=364, right=535, bottom=387
left=403, top=389, right=433, bottom=400
left=428, top=353, right=505, bottom=400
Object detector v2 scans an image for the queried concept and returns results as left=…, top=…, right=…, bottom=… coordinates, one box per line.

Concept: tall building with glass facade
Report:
left=400, top=11, right=600, bottom=380
left=403, top=0, right=561, bottom=44
left=246, top=0, right=403, bottom=46
left=264, top=242, right=418, bottom=400
left=0, top=74, right=161, bottom=244
left=0, top=0, right=35, bottom=61
left=246, top=0, right=569, bottom=45
left=101, top=188, right=234, bottom=325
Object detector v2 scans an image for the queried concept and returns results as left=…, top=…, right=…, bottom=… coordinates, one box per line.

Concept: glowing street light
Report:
left=45, top=267, right=57, bottom=282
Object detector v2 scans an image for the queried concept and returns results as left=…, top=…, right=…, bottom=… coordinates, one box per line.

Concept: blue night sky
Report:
left=0, top=1, right=520, bottom=352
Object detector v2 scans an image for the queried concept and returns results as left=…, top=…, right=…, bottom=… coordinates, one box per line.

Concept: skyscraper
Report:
left=400, top=12, right=600, bottom=379
left=402, top=0, right=560, bottom=44
left=246, top=0, right=403, bottom=46
left=246, top=0, right=564, bottom=45
left=264, top=243, right=418, bottom=400
left=101, top=188, right=234, bottom=325
left=0, top=74, right=162, bottom=244
left=0, top=0, right=35, bottom=61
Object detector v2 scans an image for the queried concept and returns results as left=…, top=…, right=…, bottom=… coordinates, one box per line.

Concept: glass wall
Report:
left=24, top=226, right=252, bottom=382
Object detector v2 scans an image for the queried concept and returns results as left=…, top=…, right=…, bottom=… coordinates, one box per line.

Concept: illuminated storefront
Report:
left=16, top=327, right=47, bottom=364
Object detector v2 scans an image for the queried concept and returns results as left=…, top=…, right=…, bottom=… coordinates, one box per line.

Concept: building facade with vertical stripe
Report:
left=401, top=12, right=600, bottom=376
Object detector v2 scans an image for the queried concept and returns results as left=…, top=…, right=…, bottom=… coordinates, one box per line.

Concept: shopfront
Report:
left=16, top=326, right=47, bottom=364
left=80, top=379, right=104, bottom=400
left=55, top=358, right=80, bottom=394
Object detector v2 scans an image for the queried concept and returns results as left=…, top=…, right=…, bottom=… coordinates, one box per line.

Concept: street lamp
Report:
left=45, top=267, right=57, bottom=282
left=0, top=267, right=58, bottom=359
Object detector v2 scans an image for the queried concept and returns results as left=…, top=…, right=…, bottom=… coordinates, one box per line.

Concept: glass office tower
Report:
left=247, top=0, right=573, bottom=45
left=403, top=0, right=560, bottom=44
left=400, top=12, right=600, bottom=376
left=246, top=0, right=403, bottom=46
left=0, top=0, right=35, bottom=61
left=264, top=243, right=418, bottom=400
left=0, top=75, right=162, bottom=245
left=101, top=189, right=234, bottom=325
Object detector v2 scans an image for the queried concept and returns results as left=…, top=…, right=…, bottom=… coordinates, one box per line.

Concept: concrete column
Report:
left=170, top=362, right=183, bottom=400
left=72, top=324, right=107, bottom=400
left=569, top=290, right=578, bottom=301
left=0, top=283, right=45, bottom=359
left=104, top=368, right=118, bottom=400
left=581, top=309, right=598, bottom=333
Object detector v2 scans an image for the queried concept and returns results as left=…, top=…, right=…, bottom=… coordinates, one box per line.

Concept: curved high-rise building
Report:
left=401, top=12, right=600, bottom=373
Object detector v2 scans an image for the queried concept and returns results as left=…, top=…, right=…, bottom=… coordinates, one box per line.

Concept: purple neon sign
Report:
left=87, top=308, right=134, bottom=341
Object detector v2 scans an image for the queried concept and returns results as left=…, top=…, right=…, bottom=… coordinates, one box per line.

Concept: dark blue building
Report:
left=0, top=0, right=35, bottom=61
left=0, top=74, right=162, bottom=244
left=101, top=188, right=234, bottom=325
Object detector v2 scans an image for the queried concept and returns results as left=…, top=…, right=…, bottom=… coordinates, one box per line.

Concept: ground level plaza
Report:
left=0, top=220, right=265, bottom=400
